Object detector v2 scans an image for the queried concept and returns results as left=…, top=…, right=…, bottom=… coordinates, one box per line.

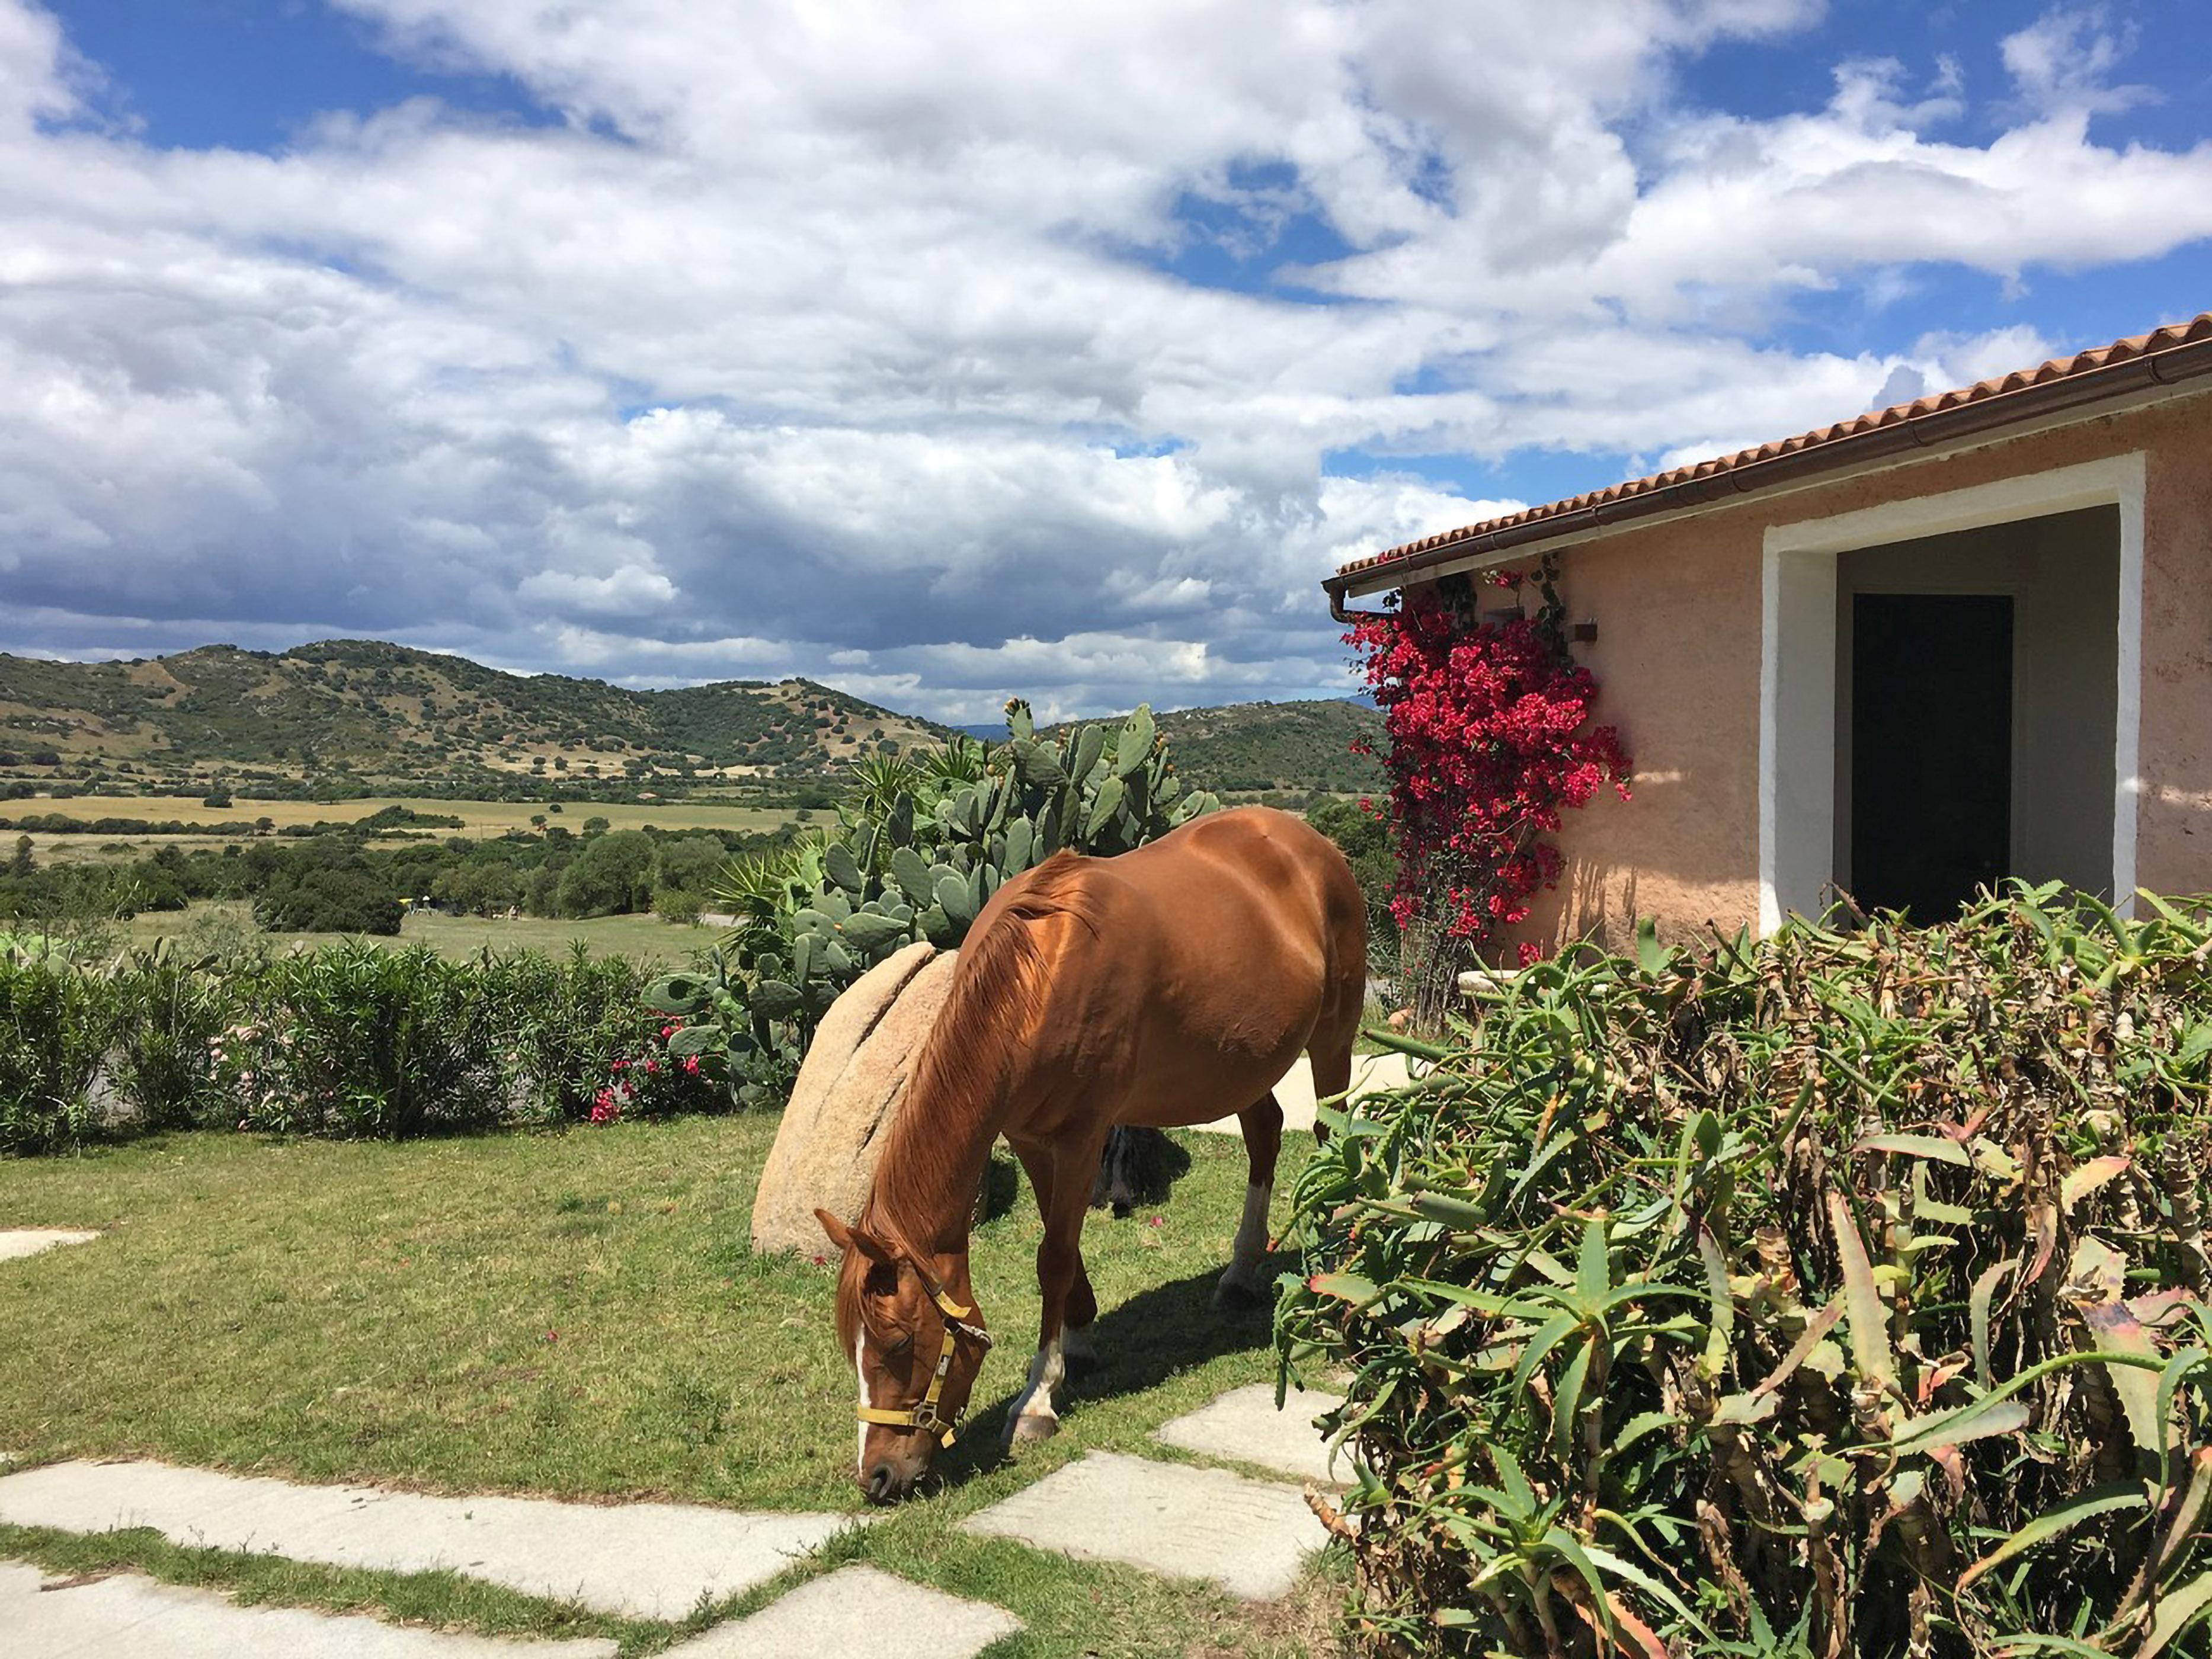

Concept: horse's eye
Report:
left=881, top=1331, right=914, bottom=1357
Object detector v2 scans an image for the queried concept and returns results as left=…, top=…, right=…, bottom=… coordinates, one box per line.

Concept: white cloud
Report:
left=2000, top=7, right=2152, bottom=119
left=0, top=0, right=2205, bottom=715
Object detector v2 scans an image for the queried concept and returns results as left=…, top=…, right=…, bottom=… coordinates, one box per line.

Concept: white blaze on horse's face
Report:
left=854, top=1334, right=868, bottom=1478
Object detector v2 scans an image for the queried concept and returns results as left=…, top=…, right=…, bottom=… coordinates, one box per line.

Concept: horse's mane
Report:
left=862, top=850, right=1099, bottom=1248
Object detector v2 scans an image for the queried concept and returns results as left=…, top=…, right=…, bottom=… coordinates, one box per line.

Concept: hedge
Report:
left=0, top=942, right=722, bottom=1154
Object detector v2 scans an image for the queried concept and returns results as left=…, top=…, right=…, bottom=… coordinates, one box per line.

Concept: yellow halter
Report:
left=856, top=1265, right=993, bottom=1449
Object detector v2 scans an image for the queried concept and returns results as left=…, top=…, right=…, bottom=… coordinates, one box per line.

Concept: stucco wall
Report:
left=1401, top=385, right=2212, bottom=959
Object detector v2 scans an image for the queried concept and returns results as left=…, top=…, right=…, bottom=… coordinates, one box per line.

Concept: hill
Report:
left=0, top=639, right=946, bottom=799
left=1045, top=698, right=1384, bottom=796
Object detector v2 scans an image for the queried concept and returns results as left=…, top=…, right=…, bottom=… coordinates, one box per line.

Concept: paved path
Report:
left=664, top=1564, right=1019, bottom=1658
left=961, top=1386, right=1346, bottom=1601
left=0, top=1366, right=1345, bottom=1650
left=0, top=1461, right=858, bottom=1621
left=963, top=1450, right=1326, bottom=1600
left=1192, top=1051, right=1409, bottom=1136
left=1154, top=1383, right=1348, bottom=1487
left=0, top=1229, right=98, bottom=1261
left=1, top=1559, right=618, bottom=1659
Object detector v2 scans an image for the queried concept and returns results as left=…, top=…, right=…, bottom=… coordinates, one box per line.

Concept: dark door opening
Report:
left=1851, top=594, right=2013, bottom=920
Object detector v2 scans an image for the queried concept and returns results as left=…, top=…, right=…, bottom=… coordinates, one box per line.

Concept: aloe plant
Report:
left=1279, top=885, right=2212, bottom=1657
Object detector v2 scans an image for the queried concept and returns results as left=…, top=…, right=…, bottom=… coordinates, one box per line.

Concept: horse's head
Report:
left=815, top=1208, right=990, bottom=1503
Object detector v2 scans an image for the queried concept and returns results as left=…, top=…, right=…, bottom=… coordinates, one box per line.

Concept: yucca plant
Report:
left=1279, top=884, right=2212, bottom=1658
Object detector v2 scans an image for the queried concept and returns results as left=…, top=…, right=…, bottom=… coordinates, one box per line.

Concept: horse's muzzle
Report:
left=860, top=1458, right=919, bottom=1504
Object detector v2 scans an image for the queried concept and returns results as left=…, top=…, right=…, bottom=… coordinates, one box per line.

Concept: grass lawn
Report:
left=0, top=1117, right=1345, bottom=1657
left=121, top=900, right=723, bottom=964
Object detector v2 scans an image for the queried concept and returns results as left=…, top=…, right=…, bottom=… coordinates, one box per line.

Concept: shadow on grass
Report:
left=930, top=1254, right=1288, bottom=1492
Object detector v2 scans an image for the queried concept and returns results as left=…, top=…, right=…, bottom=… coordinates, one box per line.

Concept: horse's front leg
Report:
left=1006, top=1135, right=1101, bottom=1448
left=1215, top=1090, right=1283, bottom=1311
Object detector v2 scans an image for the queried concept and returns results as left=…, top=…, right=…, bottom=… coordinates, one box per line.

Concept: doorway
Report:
left=1849, top=594, right=2013, bottom=919
left=1760, top=455, right=2140, bottom=935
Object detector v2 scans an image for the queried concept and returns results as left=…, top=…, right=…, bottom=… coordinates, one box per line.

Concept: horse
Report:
left=814, top=803, right=1366, bottom=1503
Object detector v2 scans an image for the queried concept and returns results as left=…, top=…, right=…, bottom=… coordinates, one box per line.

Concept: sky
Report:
left=1, top=1, right=2208, bottom=722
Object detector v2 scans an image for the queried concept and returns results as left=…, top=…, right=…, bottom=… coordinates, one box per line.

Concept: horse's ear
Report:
left=814, top=1208, right=894, bottom=1264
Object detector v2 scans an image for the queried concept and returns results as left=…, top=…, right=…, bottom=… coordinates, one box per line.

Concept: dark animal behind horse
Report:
left=818, top=805, right=1365, bottom=1501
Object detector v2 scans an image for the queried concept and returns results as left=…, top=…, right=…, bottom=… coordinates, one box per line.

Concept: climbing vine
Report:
left=1347, top=555, right=1631, bottom=1028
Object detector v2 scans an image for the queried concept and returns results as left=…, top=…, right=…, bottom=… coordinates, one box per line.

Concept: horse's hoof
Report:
left=1213, top=1279, right=1262, bottom=1313
left=1009, top=1411, right=1059, bottom=1445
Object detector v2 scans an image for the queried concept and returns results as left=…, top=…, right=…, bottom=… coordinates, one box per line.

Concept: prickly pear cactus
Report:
left=673, top=699, right=1222, bottom=1103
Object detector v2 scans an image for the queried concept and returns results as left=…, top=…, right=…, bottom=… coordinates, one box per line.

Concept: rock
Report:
left=750, top=942, right=961, bottom=1254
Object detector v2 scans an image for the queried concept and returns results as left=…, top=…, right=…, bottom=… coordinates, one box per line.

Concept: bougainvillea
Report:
left=1348, top=557, right=1630, bottom=1023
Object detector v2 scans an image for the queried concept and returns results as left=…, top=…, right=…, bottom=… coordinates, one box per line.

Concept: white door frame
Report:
left=1758, top=452, right=2144, bottom=934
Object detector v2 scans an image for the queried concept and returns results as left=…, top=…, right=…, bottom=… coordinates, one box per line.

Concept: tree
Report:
left=653, top=833, right=726, bottom=896
left=555, top=830, right=657, bottom=917
left=254, top=866, right=401, bottom=935
left=8, top=834, right=32, bottom=878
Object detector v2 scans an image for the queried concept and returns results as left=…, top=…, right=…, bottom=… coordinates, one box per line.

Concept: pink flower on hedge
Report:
left=681, top=1055, right=700, bottom=1076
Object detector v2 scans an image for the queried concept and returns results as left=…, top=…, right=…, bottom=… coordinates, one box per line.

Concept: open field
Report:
left=111, top=901, right=724, bottom=963
left=5, top=795, right=799, bottom=837
left=0, top=1118, right=1340, bottom=1657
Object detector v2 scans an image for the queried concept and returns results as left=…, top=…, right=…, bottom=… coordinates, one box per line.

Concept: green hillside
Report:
left=0, top=639, right=945, bottom=799
left=0, top=638, right=1387, bottom=802
left=1048, top=698, right=1385, bottom=796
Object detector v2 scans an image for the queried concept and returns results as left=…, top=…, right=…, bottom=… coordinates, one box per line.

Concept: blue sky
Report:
left=4, top=1, right=2209, bottom=719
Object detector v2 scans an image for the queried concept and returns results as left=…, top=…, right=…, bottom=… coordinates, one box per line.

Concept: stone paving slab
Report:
left=662, top=1564, right=1020, bottom=1658
left=961, top=1450, right=1326, bottom=1600
left=0, top=1461, right=859, bottom=1622
left=0, top=1228, right=98, bottom=1261
left=1154, top=1384, right=1349, bottom=1487
left=1193, top=1052, right=1409, bottom=1137
left=0, top=1558, right=619, bottom=1659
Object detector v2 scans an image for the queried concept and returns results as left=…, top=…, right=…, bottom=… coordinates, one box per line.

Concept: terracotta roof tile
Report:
left=1334, top=311, right=2212, bottom=583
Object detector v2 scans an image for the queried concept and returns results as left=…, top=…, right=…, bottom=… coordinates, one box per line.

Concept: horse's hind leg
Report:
left=1005, top=1133, right=1103, bottom=1448
left=1308, top=1030, right=1354, bottom=1148
left=1215, top=1091, right=1283, bottom=1311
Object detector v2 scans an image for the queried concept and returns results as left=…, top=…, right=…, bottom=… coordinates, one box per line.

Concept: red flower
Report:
left=1347, top=572, right=1631, bottom=964
left=682, top=1055, right=701, bottom=1076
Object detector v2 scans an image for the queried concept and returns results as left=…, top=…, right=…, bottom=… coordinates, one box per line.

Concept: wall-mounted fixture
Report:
left=1570, top=620, right=1599, bottom=643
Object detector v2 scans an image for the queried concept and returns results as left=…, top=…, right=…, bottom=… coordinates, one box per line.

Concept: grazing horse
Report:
left=815, top=805, right=1366, bottom=1503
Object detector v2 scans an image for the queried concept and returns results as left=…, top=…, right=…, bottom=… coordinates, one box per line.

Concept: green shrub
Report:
left=556, top=829, right=656, bottom=917
left=1278, top=886, right=2212, bottom=1658
left=488, top=947, right=652, bottom=1123
left=254, top=864, right=402, bottom=935
left=0, top=954, right=120, bottom=1154
left=113, top=947, right=241, bottom=1130
left=239, top=944, right=501, bottom=1138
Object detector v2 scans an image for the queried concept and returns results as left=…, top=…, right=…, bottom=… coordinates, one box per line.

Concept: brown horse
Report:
left=814, top=805, right=1366, bottom=1502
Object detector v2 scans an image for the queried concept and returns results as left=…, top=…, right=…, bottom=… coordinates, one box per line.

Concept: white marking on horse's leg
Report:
left=1061, top=1321, right=1096, bottom=1365
left=1219, top=1180, right=1273, bottom=1292
left=854, top=1334, right=869, bottom=1476
left=1003, top=1337, right=1065, bottom=1444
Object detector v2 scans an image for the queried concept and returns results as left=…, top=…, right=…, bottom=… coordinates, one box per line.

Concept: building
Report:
left=1324, top=311, right=2212, bottom=951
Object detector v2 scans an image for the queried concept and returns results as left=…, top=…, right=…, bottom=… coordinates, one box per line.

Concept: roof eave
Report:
left=1324, top=332, right=2212, bottom=624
